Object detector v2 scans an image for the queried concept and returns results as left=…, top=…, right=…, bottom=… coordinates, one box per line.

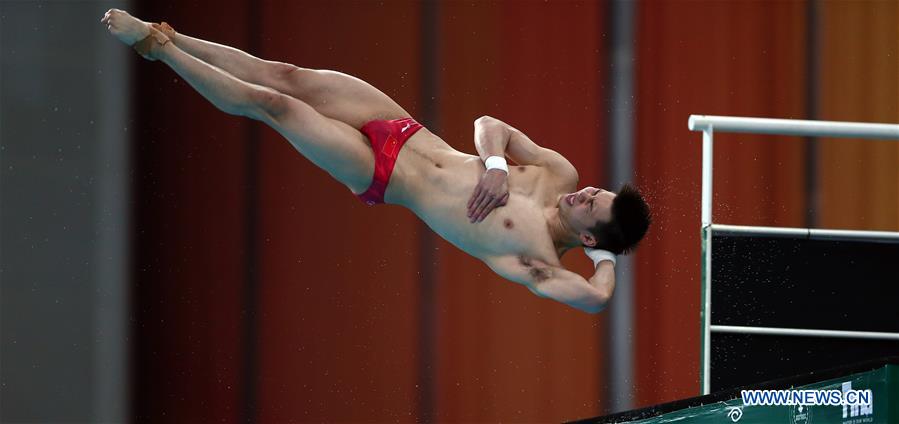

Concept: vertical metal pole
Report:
left=701, top=129, right=713, bottom=227
left=606, top=0, right=636, bottom=413
left=700, top=226, right=712, bottom=395
left=700, top=128, right=713, bottom=395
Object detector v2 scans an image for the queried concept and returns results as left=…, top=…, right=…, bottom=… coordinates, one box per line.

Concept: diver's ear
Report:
left=579, top=232, right=597, bottom=247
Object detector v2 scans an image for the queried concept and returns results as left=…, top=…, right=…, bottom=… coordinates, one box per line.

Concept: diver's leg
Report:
left=160, top=23, right=412, bottom=128
left=164, top=28, right=302, bottom=98
left=104, top=9, right=376, bottom=192
left=165, top=43, right=375, bottom=191
left=274, top=68, right=413, bottom=129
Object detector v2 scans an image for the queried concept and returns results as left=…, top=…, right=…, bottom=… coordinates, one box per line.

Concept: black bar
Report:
left=415, top=1, right=440, bottom=422
left=804, top=0, right=820, bottom=227
left=240, top=4, right=262, bottom=423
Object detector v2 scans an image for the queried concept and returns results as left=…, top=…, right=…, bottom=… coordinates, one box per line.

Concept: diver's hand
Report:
left=467, top=168, right=509, bottom=223
left=584, top=247, right=616, bottom=269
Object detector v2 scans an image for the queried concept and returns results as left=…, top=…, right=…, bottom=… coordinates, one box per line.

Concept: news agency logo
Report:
left=791, top=404, right=811, bottom=424
left=841, top=381, right=874, bottom=423
left=741, top=388, right=871, bottom=406
left=725, top=406, right=743, bottom=422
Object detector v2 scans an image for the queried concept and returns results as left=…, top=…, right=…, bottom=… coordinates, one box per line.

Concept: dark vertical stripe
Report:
left=605, top=0, right=637, bottom=414
left=416, top=0, right=440, bottom=421
left=600, top=0, right=612, bottom=413
left=804, top=0, right=820, bottom=227
left=240, top=4, right=262, bottom=423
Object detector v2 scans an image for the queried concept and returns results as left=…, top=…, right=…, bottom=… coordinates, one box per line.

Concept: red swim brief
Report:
left=356, top=117, right=423, bottom=205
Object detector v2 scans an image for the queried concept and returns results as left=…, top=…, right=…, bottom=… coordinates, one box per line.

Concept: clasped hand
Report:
left=466, top=168, right=509, bottom=223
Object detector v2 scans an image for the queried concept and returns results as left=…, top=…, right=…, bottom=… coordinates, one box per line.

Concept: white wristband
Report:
left=484, top=155, right=509, bottom=173
left=584, top=248, right=616, bottom=267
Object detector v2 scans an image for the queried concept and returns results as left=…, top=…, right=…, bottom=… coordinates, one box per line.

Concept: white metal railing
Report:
left=687, top=115, right=899, bottom=395
left=689, top=115, right=899, bottom=140
left=710, top=224, right=899, bottom=242
left=711, top=325, right=899, bottom=341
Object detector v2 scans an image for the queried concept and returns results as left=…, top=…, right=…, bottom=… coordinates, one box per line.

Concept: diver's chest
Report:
left=471, top=198, right=553, bottom=256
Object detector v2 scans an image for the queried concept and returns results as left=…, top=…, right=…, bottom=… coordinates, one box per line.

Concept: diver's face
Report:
left=560, top=187, right=615, bottom=244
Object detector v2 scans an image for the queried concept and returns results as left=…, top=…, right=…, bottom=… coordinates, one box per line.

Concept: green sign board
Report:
left=626, top=365, right=898, bottom=424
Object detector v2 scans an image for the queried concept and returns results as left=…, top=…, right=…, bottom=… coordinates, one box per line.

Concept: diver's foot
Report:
left=101, top=9, right=169, bottom=60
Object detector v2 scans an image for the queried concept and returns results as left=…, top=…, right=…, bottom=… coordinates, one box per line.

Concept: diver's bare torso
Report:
left=381, top=127, right=577, bottom=266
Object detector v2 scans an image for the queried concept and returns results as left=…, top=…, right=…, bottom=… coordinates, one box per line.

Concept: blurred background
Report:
left=1, top=0, right=897, bottom=422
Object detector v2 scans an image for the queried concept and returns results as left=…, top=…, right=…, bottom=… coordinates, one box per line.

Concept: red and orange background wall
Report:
left=131, top=1, right=897, bottom=422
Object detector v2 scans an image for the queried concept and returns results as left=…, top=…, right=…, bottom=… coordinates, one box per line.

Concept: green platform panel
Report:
left=573, top=359, right=899, bottom=424
left=628, top=365, right=896, bottom=424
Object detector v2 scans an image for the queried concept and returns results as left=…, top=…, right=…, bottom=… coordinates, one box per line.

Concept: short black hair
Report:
left=586, top=183, right=651, bottom=255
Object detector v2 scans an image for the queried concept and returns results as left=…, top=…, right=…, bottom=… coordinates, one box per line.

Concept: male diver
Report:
left=102, top=9, right=651, bottom=313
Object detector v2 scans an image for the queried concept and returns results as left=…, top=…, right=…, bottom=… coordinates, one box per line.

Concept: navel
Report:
left=503, top=218, right=514, bottom=229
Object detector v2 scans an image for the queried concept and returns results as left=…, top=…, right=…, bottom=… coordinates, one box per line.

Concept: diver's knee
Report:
left=243, top=87, right=291, bottom=121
